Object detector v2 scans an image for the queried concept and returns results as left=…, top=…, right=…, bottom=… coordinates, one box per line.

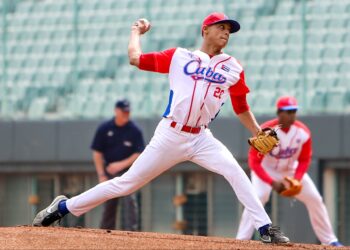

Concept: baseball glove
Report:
left=280, top=176, right=303, bottom=197
left=248, top=127, right=279, bottom=155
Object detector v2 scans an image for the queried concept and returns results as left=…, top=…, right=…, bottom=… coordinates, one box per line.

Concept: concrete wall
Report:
left=0, top=115, right=349, bottom=243
left=0, top=115, right=349, bottom=164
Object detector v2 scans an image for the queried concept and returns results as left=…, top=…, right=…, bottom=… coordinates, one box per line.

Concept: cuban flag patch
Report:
left=221, top=64, right=230, bottom=72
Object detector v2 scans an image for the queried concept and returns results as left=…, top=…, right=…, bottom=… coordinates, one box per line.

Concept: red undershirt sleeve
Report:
left=230, top=94, right=250, bottom=115
left=138, top=48, right=176, bottom=73
left=294, top=138, right=312, bottom=180
left=249, top=148, right=274, bottom=185
left=229, top=71, right=250, bottom=115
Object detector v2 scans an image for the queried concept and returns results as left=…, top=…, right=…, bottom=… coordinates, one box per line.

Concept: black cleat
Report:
left=32, top=195, right=67, bottom=227
left=260, top=226, right=290, bottom=244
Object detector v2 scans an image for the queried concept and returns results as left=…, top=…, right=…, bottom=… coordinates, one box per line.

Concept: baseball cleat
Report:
left=260, top=226, right=290, bottom=244
left=329, top=241, right=344, bottom=247
left=32, top=195, right=68, bottom=227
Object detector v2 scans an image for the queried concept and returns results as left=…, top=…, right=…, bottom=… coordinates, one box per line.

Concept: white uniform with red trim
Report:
left=65, top=47, right=273, bottom=231
left=164, top=48, right=246, bottom=126
left=262, top=125, right=309, bottom=172
left=236, top=120, right=338, bottom=244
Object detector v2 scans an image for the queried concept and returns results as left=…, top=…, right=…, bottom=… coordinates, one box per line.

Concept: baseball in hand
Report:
left=133, top=18, right=151, bottom=35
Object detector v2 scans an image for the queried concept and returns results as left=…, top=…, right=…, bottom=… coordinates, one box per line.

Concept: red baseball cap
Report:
left=202, top=12, right=240, bottom=35
left=276, top=96, right=299, bottom=111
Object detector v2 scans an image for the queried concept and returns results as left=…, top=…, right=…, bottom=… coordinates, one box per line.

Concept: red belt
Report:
left=170, top=121, right=203, bottom=134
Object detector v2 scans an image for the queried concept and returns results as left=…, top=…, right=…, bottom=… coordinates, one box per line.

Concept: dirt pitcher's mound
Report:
left=0, top=226, right=347, bottom=249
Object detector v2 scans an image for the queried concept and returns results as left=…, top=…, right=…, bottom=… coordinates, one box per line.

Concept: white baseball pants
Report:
left=67, top=118, right=272, bottom=230
left=236, top=170, right=338, bottom=244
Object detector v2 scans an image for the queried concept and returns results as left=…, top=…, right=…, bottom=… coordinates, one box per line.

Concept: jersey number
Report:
left=213, top=87, right=224, bottom=99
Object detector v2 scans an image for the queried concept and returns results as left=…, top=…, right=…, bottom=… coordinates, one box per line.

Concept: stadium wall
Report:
left=0, top=115, right=349, bottom=244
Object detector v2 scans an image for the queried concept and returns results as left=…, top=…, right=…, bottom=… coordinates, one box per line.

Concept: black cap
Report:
left=115, top=99, right=130, bottom=112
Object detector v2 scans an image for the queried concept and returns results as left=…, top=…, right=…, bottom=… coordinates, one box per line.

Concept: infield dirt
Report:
left=0, top=226, right=348, bottom=249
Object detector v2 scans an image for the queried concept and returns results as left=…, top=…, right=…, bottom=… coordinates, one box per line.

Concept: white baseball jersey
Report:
left=262, top=120, right=311, bottom=172
left=248, top=119, right=312, bottom=184
left=139, top=47, right=249, bottom=127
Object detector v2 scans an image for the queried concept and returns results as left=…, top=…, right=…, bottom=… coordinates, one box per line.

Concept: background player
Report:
left=236, top=96, right=343, bottom=247
left=33, top=12, right=289, bottom=244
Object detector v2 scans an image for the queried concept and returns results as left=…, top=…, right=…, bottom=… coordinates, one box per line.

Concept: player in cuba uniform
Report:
left=236, top=96, right=343, bottom=247
left=33, top=13, right=289, bottom=244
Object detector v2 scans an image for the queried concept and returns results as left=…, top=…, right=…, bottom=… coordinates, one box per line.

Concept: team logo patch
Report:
left=270, top=146, right=298, bottom=159
left=221, top=64, right=230, bottom=72
left=187, top=52, right=196, bottom=59
left=183, top=60, right=227, bottom=84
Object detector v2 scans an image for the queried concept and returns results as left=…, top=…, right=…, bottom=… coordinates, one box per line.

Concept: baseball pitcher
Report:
left=33, top=13, right=289, bottom=244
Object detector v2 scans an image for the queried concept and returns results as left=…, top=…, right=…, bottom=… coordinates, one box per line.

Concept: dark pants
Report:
left=100, top=193, right=139, bottom=231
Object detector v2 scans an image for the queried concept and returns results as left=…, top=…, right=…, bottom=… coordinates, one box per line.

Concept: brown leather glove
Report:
left=248, top=128, right=279, bottom=155
left=272, top=181, right=286, bottom=193
left=279, top=176, right=303, bottom=197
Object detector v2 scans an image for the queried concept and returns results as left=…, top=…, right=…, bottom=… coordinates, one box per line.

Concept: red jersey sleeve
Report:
left=138, top=48, right=176, bottom=73
left=228, top=71, right=250, bottom=96
left=294, top=138, right=312, bottom=180
left=248, top=147, right=274, bottom=185
left=230, top=94, right=250, bottom=115
left=229, top=71, right=251, bottom=115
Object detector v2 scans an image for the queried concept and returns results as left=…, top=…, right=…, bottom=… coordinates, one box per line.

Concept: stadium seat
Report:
left=341, top=48, right=350, bottom=58
left=322, top=48, right=340, bottom=60
left=276, top=2, right=293, bottom=15
left=267, top=35, right=286, bottom=46
left=321, top=62, right=339, bottom=75
left=251, top=93, right=275, bottom=114
left=307, top=33, right=325, bottom=45
left=328, top=4, right=347, bottom=14
left=265, top=50, right=285, bottom=60
left=286, top=34, right=301, bottom=46
left=82, top=97, right=103, bottom=118
left=270, top=19, right=289, bottom=30
left=280, top=64, right=300, bottom=76
left=338, top=62, right=350, bottom=75
left=309, top=91, right=326, bottom=112
left=327, top=19, right=347, bottom=29
left=289, top=20, right=302, bottom=31
left=307, top=48, right=322, bottom=61
left=262, top=65, right=280, bottom=76
left=246, top=49, right=266, bottom=61
left=324, top=33, right=344, bottom=45
left=337, top=77, right=350, bottom=88
left=308, top=4, right=329, bottom=15
left=343, top=33, right=350, bottom=44
left=279, top=79, right=299, bottom=91
left=28, top=97, right=49, bottom=119
left=325, top=90, right=346, bottom=112
left=284, top=49, right=302, bottom=60
left=317, top=77, right=337, bottom=89
left=309, top=19, right=328, bottom=30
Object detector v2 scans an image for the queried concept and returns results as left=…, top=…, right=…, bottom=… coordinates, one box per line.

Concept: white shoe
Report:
left=32, top=195, right=68, bottom=227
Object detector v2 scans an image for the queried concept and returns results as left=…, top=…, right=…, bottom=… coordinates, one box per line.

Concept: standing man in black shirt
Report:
left=91, top=99, right=145, bottom=230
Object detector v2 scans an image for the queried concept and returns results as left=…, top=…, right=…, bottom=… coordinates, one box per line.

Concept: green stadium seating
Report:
left=325, top=90, right=347, bottom=112
left=1, top=0, right=350, bottom=119
left=28, top=97, right=48, bottom=119
left=339, top=63, right=350, bottom=75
